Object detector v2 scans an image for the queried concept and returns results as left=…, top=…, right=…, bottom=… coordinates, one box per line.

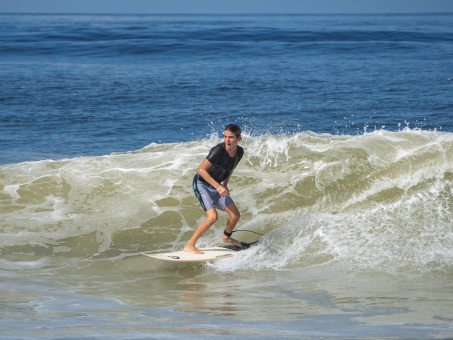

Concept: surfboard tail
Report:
left=220, top=240, right=258, bottom=251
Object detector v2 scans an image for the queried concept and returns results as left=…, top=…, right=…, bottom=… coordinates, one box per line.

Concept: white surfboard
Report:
left=141, top=247, right=237, bottom=262
left=141, top=241, right=257, bottom=263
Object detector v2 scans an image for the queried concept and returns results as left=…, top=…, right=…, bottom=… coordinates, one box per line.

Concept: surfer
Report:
left=184, top=124, right=244, bottom=254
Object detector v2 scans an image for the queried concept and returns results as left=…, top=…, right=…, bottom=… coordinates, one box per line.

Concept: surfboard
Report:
left=141, top=241, right=257, bottom=263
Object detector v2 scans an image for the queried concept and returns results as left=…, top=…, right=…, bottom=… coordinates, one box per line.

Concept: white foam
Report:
left=3, top=184, right=20, bottom=200
left=0, top=258, right=51, bottom=270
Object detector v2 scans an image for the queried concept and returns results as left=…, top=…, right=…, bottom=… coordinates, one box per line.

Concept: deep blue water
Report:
left=1, top=13, right=452, bottom=164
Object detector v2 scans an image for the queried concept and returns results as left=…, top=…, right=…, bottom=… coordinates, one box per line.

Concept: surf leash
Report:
left=231, top=229, right=265, bottom=236
left=222, top=240, right=258, bottom=251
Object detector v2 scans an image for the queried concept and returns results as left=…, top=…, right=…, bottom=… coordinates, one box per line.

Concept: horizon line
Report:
left=1, top=11, right=452, bottom=15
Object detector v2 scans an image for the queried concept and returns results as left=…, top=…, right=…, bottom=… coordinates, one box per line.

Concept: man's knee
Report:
left=206, top=210, right=218, bottom=224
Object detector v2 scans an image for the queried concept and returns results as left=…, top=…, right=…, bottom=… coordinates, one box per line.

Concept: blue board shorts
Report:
left=192, top=174, right=234, bottom=211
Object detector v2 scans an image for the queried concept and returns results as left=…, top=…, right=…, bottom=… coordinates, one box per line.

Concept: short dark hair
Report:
left=224, top=124, right=242, bottom=140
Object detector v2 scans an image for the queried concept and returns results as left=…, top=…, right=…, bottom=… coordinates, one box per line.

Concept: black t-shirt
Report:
left=204, top=142, right=244, bottom=183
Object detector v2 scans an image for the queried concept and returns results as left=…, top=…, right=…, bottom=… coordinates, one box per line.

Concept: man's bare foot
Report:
left=221, top=235, right=242, bottom=247
left=184, top=244, right=204, bottom=254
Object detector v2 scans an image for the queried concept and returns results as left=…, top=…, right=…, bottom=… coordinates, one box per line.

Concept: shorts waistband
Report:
left=194, top=173, right=214, bottom=189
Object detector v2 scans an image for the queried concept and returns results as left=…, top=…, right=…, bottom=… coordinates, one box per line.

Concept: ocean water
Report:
left=1, top=13, right=453, bottom=339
